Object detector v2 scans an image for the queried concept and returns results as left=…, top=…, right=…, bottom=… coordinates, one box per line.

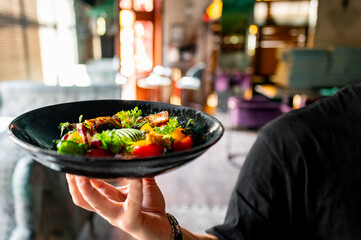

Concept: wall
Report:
left=162, top=0, right=211, bottom=70
left=313, top=0, right=361, bottom=48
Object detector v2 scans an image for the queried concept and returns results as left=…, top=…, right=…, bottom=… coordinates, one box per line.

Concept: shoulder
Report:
left=258, top=107, right=310, bottom=147
left=260, top=82, right=361, bottom=143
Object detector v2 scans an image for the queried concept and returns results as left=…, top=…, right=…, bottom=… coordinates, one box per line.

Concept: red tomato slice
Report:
left=62, top=134, right=69, bottom=140
left=133, top=144, right=164, bottom=158
left=88, top=148, right=114, bottom=157
left=172, top=136, right=193, bottom=152
left=90, top=140, right=102, bottom=148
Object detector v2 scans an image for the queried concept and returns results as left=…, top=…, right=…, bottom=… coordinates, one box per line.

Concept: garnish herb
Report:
left=154, top=117, right=180, bottom=138
left=116, top=107, right=144, bottom=128
left=185, top=119, right=195, bottom=131
left=59, top=122, right=70, bottom=137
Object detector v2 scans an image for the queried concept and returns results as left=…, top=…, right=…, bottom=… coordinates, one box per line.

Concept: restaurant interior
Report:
left=0, top=0, right=361, bottom=239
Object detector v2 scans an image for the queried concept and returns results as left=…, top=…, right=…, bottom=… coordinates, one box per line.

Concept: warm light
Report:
left=120, top=28, right=134, bottom=44
left=120, top=61, right=135, bottom=77
left=309, top=0, right=318, bottom=28
left=247, top=34, right=257, bottom=56
left=120, top=10, right=134, bottom=27
left=292, top=94, right=306, bottom=109
left=119, top=10, right=136, bottom=77
left=229, top=35, right=239, bottom=44
left=134, top=0, right=153, bottom=12
left=120, top=25, right=135, bottom=77
left=254, top=85, right=277, bottom=98
left=249, top=25, right=258, bottom=35
left=134, top=21, right=145, bottom=35
left=223, top=36, right=230, bottom=44
left=244, top=89, right=253, bottom=101
left=96, top=17, right=106, bottom=36
left=207, top=92, right=219, bottom=108
left=262, top=27, right=276, bottom=35
left=255, top=1, right=310, bottom=26
left=115, top=72, right=128, bottom=85
left=206, top=0, right=223, bottom=21
left=134, top=21, right=153, bottom=72
left=119, top=1, right=155, bottom=92
left=119, top=0, right=132, bottom=9
left=254, top=2, right=268, bottom=25
left=170, top=96, right=181, bottom=105
left=171, top=68, right=182, bottom=81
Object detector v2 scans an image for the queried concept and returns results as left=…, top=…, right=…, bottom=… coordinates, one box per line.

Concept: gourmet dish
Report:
left=56, top=107, right=195, bottom=158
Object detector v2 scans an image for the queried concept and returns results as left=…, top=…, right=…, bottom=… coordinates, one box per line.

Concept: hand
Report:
left=66, top=174, right=172, bottom=240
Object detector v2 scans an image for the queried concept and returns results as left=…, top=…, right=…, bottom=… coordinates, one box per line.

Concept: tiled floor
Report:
left=77, top=112, right=259, bottom=239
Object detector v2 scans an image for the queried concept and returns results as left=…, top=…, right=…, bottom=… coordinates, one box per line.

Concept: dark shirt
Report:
left=207, top=83, right=361, bottom=240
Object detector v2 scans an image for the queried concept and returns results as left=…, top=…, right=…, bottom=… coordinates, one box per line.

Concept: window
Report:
left=0, top=0, right=79, bottom=85
left=0, top=0, right=42, bottom=81
left=118, top=0, right=162, bottom=77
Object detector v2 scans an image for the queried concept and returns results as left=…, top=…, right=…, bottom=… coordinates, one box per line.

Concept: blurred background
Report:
left=0, top=0, right=361, bottom=239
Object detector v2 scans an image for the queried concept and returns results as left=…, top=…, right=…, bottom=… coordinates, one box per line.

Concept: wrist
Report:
left=129, top=213, right=173, bottom=240
left=167, top=213, right=183, bottom=240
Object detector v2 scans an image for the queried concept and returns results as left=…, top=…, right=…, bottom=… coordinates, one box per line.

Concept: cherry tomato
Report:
left=172, top=136, right=193, bottom=152
left=88, top=148, right=114, bottom=157
left=62, top=134, right=69, bottom=140
left=133, top=144, right=164, bottom=158
left=90, top=140, right=102, bottom=148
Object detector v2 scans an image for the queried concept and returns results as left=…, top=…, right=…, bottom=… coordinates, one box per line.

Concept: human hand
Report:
left=66, top=174, right=172, bottom=240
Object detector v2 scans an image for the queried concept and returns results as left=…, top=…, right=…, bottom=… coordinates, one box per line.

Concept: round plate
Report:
left=8, top=100, right=224, bottom=178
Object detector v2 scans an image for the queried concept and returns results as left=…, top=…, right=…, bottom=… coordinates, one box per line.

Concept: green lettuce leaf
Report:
left=96, top=128, right=143, bottom=153
left=154, top=117, right=180, bottom=136
left=57, top=140, right=87, bottom=155
left=116, top=107, right=144, bottom=128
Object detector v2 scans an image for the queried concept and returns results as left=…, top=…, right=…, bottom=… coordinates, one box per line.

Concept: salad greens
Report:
left=96, top=129, right=142, bottom=153
left=56, top=107, right=195, bottom=157
left=154, top=117, right=180, bottom=136
left=116, top=107, right=144, bottom=128
left=56, top=140, right=87, bottom=155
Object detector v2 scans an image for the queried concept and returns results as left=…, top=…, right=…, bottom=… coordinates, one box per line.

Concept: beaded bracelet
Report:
left=167, top=213, right=183, bottom=240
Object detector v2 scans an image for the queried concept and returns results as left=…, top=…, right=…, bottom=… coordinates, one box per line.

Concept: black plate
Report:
left=8, top=100, right=224, bottom=178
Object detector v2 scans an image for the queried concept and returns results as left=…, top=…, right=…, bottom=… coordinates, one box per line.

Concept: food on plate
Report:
left=56, top=107, right=195, bottom=158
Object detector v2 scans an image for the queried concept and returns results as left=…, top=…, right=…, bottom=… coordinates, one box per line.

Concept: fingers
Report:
left=123, top=179, right=143, bottom=228
left=66, top=174, right=94, bottom=211
left=67, top=174, right=146, bottom=234
left=143, top=177, right=157, bottom=185
left=75, top=176, right=121, bottom=220
left=90, top=179, right=127, bottom=202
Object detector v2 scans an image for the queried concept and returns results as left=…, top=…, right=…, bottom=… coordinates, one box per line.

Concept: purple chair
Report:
left=228, top=95, right=283, bottom=129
